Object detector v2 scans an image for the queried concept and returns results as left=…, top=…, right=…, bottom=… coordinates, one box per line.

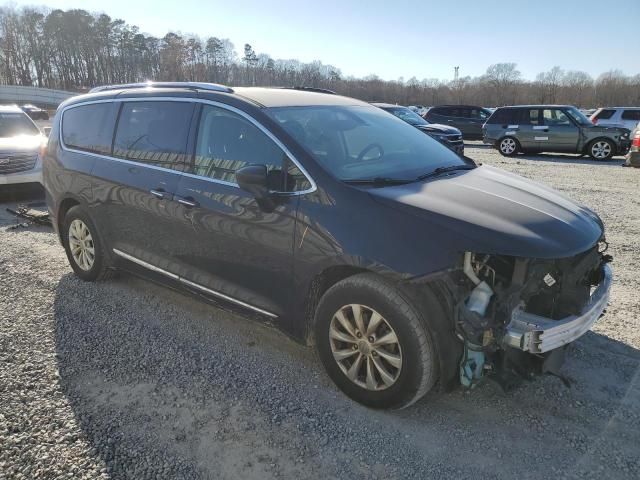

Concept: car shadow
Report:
left=52, top=269, right=640, bottom=478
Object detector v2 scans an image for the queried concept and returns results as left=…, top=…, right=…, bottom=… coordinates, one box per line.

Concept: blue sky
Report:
left=9, top=0, right=640, bottom=81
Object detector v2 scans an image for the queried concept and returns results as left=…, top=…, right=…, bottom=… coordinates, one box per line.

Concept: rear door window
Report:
left=113, top=101, right=194, bottom=171
left=469, top=108, right=489, bottom=120
left=594, top=109, right=616, bottom=120
left=522, top=109, right=541, bottom=125
left=621, top=110, right=640, bottom=121
left=62, top=103, right=118, bottom=155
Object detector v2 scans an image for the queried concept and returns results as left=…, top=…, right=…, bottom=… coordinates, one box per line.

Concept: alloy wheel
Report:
left=68, top=219, right=95, bottom=271
left=500, top=138, right=516, bottom=154
left=591, top=141, right=612, bottom=159
left=329, top=304, right=402, bottom=391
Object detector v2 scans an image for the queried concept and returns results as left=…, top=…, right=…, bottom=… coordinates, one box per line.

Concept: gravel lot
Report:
left=1, top=145, right=639, bottom=479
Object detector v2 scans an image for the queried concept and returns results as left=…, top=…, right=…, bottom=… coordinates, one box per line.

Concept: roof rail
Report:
left=279, top=86, right=337, bottom=95
left=89, top=82, right=234, bottom=94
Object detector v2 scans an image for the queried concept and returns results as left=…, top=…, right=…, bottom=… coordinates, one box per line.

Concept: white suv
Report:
left=0, top=105, right=45, bottom=186
left=590, top=107, right=640, bottom=131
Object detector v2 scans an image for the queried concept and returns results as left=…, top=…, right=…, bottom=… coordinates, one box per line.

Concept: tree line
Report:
left=1, top=5, right=639, bottom=107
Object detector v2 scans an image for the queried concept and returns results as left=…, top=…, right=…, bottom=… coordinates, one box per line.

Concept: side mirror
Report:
left=236, top=164, right=269, bottom=199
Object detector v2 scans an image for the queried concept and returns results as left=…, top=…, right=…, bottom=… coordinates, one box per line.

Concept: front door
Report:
left=541, top=108, right=580, bottom=152
left=173, top=103, right=308, bottom=319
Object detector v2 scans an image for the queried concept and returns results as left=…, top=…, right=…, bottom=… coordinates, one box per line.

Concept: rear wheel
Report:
left=314, top=274, right=437, bottom=409
left=588, top=139, right=614, bottom=160
left=63, top=205, right=115, bottom=281
left=497, top=137, right=519, bottom=156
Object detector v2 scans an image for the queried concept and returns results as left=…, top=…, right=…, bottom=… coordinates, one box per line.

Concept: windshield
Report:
left=565, top=107, right=592, bottom=126
left=266, top=105, right=466, bottom=181
left=0, top=112, right=40, bottom=137
left=383, top=107, right=429, bottom=126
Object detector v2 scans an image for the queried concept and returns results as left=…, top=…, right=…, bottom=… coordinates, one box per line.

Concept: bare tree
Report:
left=483, top=63, right=521, bottom=105
left=0, top=5, right=637, bottom=109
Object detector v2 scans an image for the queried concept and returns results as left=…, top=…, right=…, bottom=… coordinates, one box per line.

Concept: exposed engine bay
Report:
left=450, top=243, right=613, bottom=388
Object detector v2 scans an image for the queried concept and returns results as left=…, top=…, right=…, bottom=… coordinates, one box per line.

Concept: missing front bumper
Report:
left=503, top=264, right=612, bottom=354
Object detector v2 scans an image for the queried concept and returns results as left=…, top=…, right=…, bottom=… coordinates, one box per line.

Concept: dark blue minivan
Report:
left=44, top=83, right=612, bottom=409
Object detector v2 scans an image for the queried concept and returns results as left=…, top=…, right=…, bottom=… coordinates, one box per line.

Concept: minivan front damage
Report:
left=450, top=244, right=612, bottom=387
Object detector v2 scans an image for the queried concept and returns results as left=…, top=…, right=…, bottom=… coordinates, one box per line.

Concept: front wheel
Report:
left=588, top=139, right=615, bottom=160
left=497, top=137, right=519, bottom=156
left=314, top=274, right=437, bottom=409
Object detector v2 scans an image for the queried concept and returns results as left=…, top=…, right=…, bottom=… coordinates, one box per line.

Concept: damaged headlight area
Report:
left=453, top=245, right=612, bottom=388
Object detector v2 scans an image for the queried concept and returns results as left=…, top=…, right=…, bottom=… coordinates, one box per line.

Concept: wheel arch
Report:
left=56, top=196, right=82, bottom=244
left=303, top=265, right=372, bottom=345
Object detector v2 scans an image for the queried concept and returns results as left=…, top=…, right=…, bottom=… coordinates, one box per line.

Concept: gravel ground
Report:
left=1, top=146, right=639, bottom=479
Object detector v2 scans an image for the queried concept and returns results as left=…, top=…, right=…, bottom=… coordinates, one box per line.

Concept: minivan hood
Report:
left=369, top=165, right=603, bottom=259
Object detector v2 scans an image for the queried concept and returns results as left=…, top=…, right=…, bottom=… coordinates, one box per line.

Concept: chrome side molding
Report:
left=112, top=248, right=277, bottom=318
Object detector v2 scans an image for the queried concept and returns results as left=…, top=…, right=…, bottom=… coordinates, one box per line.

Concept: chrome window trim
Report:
left=59, top=97, right=317, bottom=195
left=112, top=248, right=278, bottom=318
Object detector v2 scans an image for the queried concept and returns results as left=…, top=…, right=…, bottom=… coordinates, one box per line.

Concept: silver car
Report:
left=591, top=107, right=640, bottom=131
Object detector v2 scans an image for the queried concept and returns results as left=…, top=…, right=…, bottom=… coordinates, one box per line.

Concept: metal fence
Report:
left=0, top=85, right=75, bottom=107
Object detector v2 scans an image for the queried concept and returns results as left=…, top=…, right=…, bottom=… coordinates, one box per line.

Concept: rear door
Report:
left=91, top=99, right=195, bottom=269
left=541, top=108, right=580, bottom=152
left=516, top=108, right=542, bottom=150
left=172, top=103, right=309, bottom=319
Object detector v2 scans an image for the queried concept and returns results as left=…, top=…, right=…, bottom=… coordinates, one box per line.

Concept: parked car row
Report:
left=40, top=82, right=613, bottom=409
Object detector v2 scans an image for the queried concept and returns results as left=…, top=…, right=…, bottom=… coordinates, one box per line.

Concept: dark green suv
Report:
left=483, top=105, right=631, bottom=160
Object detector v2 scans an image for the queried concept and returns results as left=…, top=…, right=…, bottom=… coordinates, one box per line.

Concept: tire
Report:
left=497, top=136, right=520, bottom=156
left=314, top=273, right=437, bottom=409
left=588, top=138, right=615, bottom=160
left=62, top=205, right=115, bottom=281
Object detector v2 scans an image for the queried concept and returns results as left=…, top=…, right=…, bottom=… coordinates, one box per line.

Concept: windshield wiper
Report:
left=415, top=164, right=476, bottom=181
left=342, top=177, right=413, bottom=186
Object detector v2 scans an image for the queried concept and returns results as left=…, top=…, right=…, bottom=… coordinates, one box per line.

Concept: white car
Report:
left=0, top=105, right=45, bottom=186
left=590, top=107, right=640, bottom=131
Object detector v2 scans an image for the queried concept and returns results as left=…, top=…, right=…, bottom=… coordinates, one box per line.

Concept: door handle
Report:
left=177, top=196, right=199, bottom=208
left=150, top=189, right=166, bottom=199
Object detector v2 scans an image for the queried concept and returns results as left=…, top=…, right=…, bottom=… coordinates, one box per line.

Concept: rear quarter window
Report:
left=62, top=103, right=118, bottom=155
